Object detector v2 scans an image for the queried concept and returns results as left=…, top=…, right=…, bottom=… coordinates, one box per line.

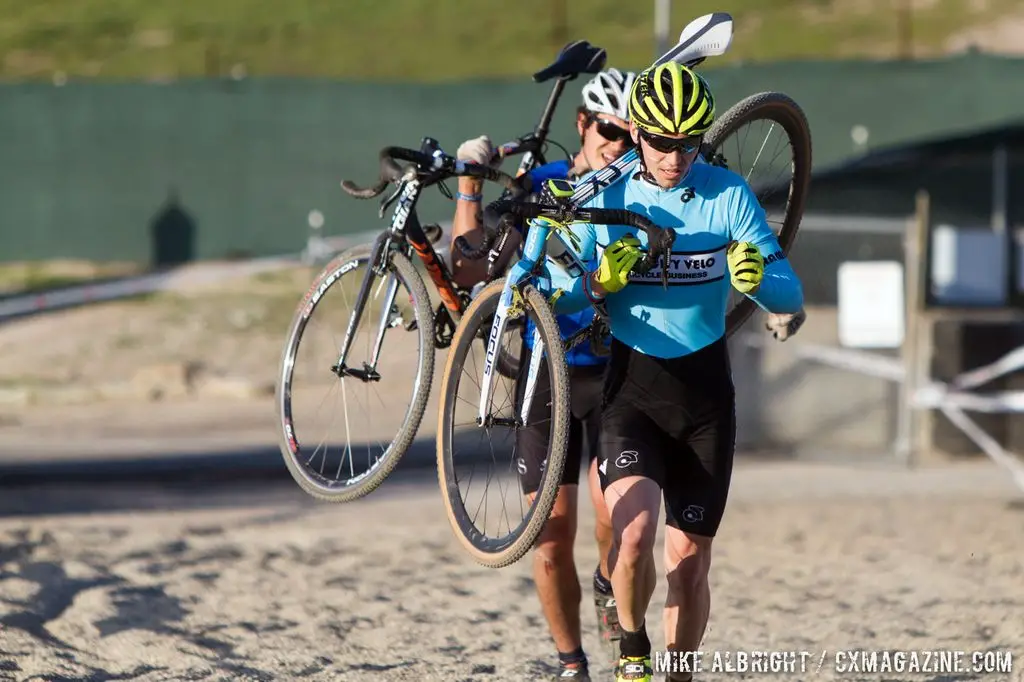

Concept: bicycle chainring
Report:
left=588, top=318, right=612, bottom=358
left=433, top=303, right=456, bottom=349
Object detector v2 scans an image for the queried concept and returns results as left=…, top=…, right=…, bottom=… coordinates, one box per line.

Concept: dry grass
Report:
left=0, top=0, right=1021, bottom=80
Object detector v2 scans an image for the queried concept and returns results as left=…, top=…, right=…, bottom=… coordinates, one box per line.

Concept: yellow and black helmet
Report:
left=628, top=63, right=715, bottom=136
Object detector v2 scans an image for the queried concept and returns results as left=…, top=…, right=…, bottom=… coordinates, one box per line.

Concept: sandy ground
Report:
left=1, top=264, right=1023, bottom=681
left=0, top=461, right=1022, bottom=682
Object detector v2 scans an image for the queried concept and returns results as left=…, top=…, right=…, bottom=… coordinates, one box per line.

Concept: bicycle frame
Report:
left=332, top=131, right=551, bottom=382
left=479, top=204, right=611, bottom=427
left=474, top=128, right=649, bottom=422
left=331, top=76, right=573, bottom=382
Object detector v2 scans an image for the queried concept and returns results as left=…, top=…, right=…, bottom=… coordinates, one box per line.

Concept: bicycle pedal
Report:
left=404, top=319, right=418, bottom=332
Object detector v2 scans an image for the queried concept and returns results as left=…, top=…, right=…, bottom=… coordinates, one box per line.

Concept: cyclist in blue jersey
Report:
left=545, top=63, right=806, bottom=682
left=448, top=68, right=638, bottom=681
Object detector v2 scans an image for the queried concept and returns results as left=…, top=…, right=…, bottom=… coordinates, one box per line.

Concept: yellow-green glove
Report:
left=596, top=235, right=642, bottom=293
left=727, top=241, right=764, bottom=294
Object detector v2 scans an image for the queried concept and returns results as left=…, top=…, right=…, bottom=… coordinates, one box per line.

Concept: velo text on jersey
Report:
left=625, top=246, right=727, bottom=285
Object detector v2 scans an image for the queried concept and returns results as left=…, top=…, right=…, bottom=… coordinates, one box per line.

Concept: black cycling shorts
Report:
left=515, top=345, right=604, bottom=496
left=597, top=336, right=736, bottom=537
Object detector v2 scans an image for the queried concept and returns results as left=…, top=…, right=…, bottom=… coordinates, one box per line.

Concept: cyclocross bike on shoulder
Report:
left=435, top=11, right=815, bottom=568
left=276, top=40, right=611, bottom=503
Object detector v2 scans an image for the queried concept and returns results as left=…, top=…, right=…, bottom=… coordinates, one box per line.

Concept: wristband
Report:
left=456, top=191, right=482, bottom=203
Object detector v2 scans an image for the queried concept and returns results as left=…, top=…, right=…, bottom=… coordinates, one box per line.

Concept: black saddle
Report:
left=532, top=40, right=607, bottom=83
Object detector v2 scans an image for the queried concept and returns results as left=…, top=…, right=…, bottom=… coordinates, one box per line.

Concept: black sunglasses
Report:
left=592, top=117, right=631, bottom=143
left=640, top=129, right=702, bottom=154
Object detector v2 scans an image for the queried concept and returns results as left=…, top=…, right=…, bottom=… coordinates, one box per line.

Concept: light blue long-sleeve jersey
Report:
left=550, top=163, right=804, bottom=359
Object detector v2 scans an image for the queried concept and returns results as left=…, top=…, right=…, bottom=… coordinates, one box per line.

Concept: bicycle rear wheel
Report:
left=436, top=278, right=570, bottom=568
left=702, top=91, right=812, bottom=337
left=277, top=242, right=435, bottom=502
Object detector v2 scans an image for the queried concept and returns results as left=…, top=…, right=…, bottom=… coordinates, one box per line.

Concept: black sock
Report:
left=558, top=647, right=587, bottom=667
left=593, top=565, right=613, bottom=594
left=618, top=622, right=651, bottom=658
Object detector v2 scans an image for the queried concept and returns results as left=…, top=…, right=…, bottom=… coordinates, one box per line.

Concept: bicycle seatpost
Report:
left=534, top=77, right=569, bottom=148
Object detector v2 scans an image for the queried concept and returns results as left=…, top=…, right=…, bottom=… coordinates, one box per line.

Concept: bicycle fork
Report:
left=477, top=242, right=547, bottom=430
left=333, top=232, right=402, bottom=382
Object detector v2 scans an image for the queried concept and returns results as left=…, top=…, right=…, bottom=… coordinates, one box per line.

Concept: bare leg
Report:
left=529, top=485, right=583, bottom=655
left=588, top=456, right=621, bottom=661
left=662, top=528, right=713, bottom=681
left=604, top=476, right=661, bottom=638
left=588, top=457, right=614, bottom=577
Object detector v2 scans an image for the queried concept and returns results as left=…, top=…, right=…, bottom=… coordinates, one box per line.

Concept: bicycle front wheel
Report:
left=436, top=278, right=570, bottom=568
left=277, top=243, right=435, bottom=502
left=703, top=91, right=812, bottom=337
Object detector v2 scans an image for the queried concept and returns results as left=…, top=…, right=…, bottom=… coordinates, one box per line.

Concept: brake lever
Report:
left=633, top=228, right=674, bottom=290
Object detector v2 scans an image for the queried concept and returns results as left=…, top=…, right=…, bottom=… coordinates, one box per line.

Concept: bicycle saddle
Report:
left=532, top=40, right=607, bottom=83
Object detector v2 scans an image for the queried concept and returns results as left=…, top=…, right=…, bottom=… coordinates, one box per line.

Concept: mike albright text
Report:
left=653, top=650, right=811, bottom=675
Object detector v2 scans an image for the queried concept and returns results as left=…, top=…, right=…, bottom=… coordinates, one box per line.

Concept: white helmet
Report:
left=580, top=68, right=636, bottom=121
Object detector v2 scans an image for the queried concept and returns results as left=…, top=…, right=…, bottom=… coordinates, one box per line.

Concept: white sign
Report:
left=837, top=261, right=905, bottom=349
